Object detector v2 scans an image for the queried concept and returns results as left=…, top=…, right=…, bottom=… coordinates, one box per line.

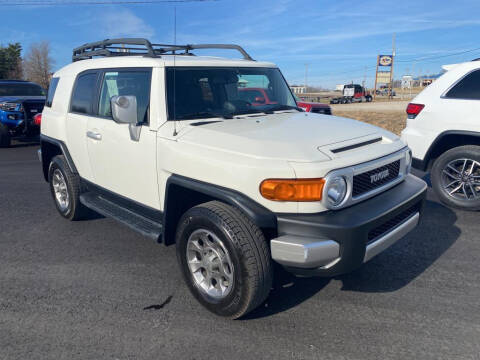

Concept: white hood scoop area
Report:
left=318, top=134, right=392, bottom=159
left=330, top=136, right=383, bottom=154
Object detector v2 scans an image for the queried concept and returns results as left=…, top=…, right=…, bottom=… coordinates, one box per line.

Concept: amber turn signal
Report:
left=260, top=178, right=326, bottom=202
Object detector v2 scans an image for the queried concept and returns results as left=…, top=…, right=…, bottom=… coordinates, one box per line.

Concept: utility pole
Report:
left=389, top=33, right=396, bottom=100
left=373, top=55, right=379, bottom=101
left=304, top=63, right=308, bottom=93
left=362, top=66, right=367, bottom=89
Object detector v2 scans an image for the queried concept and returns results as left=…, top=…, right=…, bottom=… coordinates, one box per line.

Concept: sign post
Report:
left=373, top=55, right=379, bottom=101
left=374, top=54, right=393, bottom=100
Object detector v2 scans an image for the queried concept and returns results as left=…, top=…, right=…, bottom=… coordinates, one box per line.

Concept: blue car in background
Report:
left=0, top=80, right=46, bottom=147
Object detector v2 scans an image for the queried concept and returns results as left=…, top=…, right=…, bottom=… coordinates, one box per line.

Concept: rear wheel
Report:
left=48, top=155, right=90, bottom=220
left=0, top=123, right=11, bottom=148
left=431, top=145, right=480, bottom=211
left=175, top=201, right=272, bottom=319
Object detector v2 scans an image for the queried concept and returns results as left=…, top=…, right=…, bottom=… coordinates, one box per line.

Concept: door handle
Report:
left=87, top=131, right=102, bottom=140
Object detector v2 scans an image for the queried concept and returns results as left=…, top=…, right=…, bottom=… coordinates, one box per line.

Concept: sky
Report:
left=2, top=0, right=480, bottom=89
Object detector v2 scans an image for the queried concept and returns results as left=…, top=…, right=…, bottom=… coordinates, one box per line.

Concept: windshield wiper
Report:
left=263, top=105, right=303, bottom=113
left=233, top=109, right=264, bottom=116
left=177, top=111, right=233, bottom=120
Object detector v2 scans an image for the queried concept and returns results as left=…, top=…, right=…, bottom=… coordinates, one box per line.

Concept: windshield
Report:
left=166, top=67, right=297, bottom=120
left=0, top=83, right=45, bottom=97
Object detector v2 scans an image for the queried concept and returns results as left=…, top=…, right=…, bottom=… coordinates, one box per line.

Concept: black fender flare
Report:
left=418, top=130, right=480, bottom=171
left=162, top=174, right=277, bottom=245
left=40, top=134, right=78, bottom=181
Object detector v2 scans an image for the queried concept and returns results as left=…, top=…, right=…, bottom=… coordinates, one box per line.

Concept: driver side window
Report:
left=98, top=69, right=152, bottom=124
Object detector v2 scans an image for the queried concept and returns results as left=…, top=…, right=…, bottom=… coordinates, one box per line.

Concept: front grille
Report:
left=22, top=101, right=44, bottom=120
left=353, top=160, right=400, bottom=197
left=1, top=103, right=18, bottom=111
left=367, top=203, right=420, bottom=244
left=311, top=107, right=331, bottom=115
left=367, top=203, right=420, bottom=243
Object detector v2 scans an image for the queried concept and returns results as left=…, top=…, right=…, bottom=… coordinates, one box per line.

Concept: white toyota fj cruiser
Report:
left=39, top=39, right=427, bottom=318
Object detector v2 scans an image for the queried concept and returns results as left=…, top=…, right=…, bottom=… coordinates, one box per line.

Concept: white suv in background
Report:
left=402, top=59, right=480, bottom=210
left=39, top=38, right=426, bottom=318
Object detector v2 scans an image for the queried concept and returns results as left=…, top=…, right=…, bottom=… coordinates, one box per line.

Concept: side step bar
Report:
left=80, top=192, right=163, bottom=242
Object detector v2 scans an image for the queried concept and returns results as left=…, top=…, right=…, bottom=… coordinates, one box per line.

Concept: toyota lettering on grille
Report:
left=370, top=169, right=390, bottom=183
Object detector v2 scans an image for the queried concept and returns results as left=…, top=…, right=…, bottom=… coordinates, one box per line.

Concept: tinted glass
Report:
left=71, top=72, right=97, bottom=114
left=445, top=70, right=480, bottom=100
left=238, top=89, right=264, bottom=103
left=0, top=83, right=45, bottom=96
left=45, top=77, right=59, bottom=107
left=98, top=70, right=151, bottom=123
left=166, top=67, right=296, bottom=120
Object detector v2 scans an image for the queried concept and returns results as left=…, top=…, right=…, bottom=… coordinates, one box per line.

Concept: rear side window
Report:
left=45, top=77, right=59, bottom=107
left=445, top=69, right=480, bottom=100
left=70, top=72, right=98, bottom=114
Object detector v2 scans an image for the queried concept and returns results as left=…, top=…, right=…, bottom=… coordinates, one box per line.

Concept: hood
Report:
left=0, top=96, right=46, bottom=102
left=177, top=111, right=387, bottom=162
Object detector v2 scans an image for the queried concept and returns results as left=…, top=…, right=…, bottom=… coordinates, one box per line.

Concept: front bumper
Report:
left=1, top=110, right=40, bottom=133
left=270, top=174, right=427, bottom=276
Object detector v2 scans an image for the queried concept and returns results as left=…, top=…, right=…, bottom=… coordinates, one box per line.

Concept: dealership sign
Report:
left=376, top=71, right=392, bottom=83
left=374, top=54, right=394, bottom=99
left=378, top=55, right=393, bottom=66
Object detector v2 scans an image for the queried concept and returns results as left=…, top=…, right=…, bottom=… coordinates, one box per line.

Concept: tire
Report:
left=431, top=145, right=480, bottom=211
left=0, top=123, right=11, bottom=148
left=175, top=201, right=272, bottom=319
left=48, top=155, right=90, bottom=220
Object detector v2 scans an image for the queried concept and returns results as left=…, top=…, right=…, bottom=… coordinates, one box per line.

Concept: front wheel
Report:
left=431, top=145, right=480, bottom=211
left=175, top=201, right=272, bottom=319
left=0, top=123, right=11, bottom=147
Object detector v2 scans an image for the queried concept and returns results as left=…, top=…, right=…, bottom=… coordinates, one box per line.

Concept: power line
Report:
left=300, top=46, right=480, bottom=84
left=0, top=0, right=216, bottom=5
left=396, top=47, right=480, bottom=63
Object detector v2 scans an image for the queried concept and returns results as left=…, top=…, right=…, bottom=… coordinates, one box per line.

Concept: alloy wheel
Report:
left=52, top=169, right=70, bottom=211
left=186, top=229, right=234, bottom=299
left=441, top=158, right=480, bottom=201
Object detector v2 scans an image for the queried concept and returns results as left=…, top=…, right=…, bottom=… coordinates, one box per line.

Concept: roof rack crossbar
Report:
left=72, top=38, right=255, bottom=62
left=183, top=44, right=254, bottom=61
left=73, top=38, right=156, bottom=62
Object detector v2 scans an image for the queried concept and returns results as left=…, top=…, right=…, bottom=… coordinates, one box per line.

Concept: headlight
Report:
left=326, top=176, right=347, bottom=207
left=406, top=149, right=412, bottom=174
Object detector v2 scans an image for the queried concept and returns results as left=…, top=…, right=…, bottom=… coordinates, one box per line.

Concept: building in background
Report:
left=290, top=85, right=307, bottom=94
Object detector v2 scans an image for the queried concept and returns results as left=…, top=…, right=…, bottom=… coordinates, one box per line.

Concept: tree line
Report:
left=0, top=41, right=55, bottom=89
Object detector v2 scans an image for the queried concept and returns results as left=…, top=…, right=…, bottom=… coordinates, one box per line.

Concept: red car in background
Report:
left=294, top=94, right=332, bottom=115
left=238, top=87, right=332, bottom=115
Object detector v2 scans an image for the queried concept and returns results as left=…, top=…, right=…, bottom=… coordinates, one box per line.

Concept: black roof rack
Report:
left=72, top=38, right=255, bottom=62
left=472, top=57, right=480, bottom=61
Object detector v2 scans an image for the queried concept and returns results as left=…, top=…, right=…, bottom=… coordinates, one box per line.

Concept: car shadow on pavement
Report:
left=244, top=265, right=331, bottom=319
left=245, top=199, right=460, bottom=319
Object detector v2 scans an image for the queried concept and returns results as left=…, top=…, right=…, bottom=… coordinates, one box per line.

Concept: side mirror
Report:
left=111, top=95, right=138, bottom=124
left=255, top=96, right=266, bottom=103
left=110, top=95, right=142, bottom=142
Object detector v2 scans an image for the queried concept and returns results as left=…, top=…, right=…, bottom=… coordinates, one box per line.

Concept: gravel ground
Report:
left=331, top=101, right=408, bottom=135
left=1, top=144, right=480, bottom=360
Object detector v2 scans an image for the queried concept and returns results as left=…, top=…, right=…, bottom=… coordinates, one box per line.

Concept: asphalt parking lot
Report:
left=1, top=143, right=479, bottom=360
